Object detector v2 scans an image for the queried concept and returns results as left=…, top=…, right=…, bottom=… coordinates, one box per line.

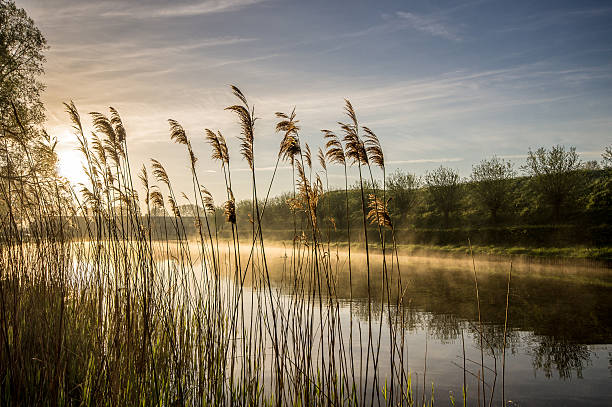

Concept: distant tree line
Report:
left=64, top=144, right=611, bottom=247
left=93, top=144, right=608, bottom=247
left=218, top=145, right=611, bottom=247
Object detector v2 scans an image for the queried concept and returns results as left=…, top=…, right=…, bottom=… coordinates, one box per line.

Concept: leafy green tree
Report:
left=522, top=145, right=582, bottom=222
left=581, top=160, right=600, bottom=171
left=585, top=174, right=612, bottom=223
left=586, top=146, right=612, bottom=224
left=602, top=145, right=612, bottom=168
left=386, top=169, right=420, bottom=224
left=470, top=156, right=516, bottom=223
left=424, top=166, right=461, bottom=227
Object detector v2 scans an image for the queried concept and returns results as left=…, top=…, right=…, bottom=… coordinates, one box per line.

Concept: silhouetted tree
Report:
left=470, top=156, right=515, bottom=223
left=425, top=166, right=461, bottom=227
left=522, top=145, right=582, bottom=222
left=1, top=0, right=57, bottom=224
left=1, top=0, right=47, bottom=141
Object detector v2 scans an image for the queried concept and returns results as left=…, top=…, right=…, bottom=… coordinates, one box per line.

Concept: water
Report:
left=253, top=247, right=612, bottom=406
left=72, top=240, right=612, bottom=405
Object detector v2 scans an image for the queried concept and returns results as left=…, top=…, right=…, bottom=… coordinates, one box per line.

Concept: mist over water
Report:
left=155, top=241, right=612, bottom=406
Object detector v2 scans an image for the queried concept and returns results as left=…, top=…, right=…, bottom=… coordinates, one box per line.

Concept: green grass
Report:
left=290, top=236, right=612, bottom=262
left=391, top=243, right=612, bottom=261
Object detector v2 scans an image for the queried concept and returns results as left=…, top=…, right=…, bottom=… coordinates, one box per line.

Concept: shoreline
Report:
left=257, top=239, right=612, bottom=268
left=52, top=237, right=612, bottom=268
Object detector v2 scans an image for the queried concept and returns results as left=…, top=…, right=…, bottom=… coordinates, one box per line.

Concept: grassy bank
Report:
left=312, top=240, right=612, bottom=265
left=393, top=243, right=612, bottom=263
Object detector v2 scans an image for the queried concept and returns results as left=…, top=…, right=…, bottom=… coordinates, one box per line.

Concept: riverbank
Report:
left=396, top=243, right=610, bottom=260
left=234, top=236, right=612, bottom=267
left=314, top=241, right=612, bottom=268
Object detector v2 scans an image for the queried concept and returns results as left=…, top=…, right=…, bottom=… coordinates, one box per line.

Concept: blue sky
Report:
left=19, top=0, right=612, bottom=199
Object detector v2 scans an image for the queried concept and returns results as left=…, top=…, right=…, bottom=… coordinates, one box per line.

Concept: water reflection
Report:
left=111, top=241, right=612, bottom=404
left=529, top=337, right=591, bottom=379
left=256, top=249, right=611, bottom=384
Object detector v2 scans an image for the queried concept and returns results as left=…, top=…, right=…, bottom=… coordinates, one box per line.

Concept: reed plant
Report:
left=0, top=86, right=510, bottom=406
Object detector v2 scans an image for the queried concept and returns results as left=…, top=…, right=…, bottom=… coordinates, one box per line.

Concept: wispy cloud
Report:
left=51, top=37, right=257, bottom=62
left=103, top=0, right=269, bottom=19
left=395, top=11, right=461, bottom=41
left=233, top=166, right=292, bottom=172
left=209, top=52, right=283, bottom=68
left=26, top=0, right=269, bottom=23
left=387, top=158, right=464, bottom=164
left=335, top=9, right=462, bottom=43
left=267, top=63, right=610, bottom=129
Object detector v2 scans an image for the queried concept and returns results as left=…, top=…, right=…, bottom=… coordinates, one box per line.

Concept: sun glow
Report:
left=57, top=146, right=89, bottom=187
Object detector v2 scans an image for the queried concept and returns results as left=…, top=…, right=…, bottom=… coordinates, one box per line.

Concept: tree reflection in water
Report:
left=260, top=250, right=611, bottom=381
left=529, top=336, right=592, bottom=379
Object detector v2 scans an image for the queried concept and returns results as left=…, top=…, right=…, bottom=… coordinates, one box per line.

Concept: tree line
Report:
left=1, top=0, right=610, bottom=249
left=222, top=146, right=611, bottom=246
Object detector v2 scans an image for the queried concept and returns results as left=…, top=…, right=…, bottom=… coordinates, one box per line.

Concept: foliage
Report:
left=470, top=156, right=516, bottom=223
left=602, top=145, right=612, bottom=168
left=0, top=0, right=47, bottom=128
left=424, top=166, right=462, bottom=226
left=220, top=167, right=611, bottom=249
left=522, top=145, right=582, bottom=221
left=586, top=168, right=612, bottom=224
left=386, top=169, right=420, bottom=222
left=0, top=0, right=59, bottom=224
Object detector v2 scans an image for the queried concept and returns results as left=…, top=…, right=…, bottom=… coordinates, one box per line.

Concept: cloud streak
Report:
left=395, top=11, right=461, bottom=41
left=104, top=0, right=269, bottom=19
left=387, top=158, right=464, bottom=164
left=233, top=166, right=293, bottom=172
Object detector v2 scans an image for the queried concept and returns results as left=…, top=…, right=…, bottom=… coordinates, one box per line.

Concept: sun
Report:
left=56, top=145, right=89, bottom=187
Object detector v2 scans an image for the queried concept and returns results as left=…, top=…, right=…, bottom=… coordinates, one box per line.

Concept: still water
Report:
left=245, top=246, right=612, bottom=406
left=91, top=239, right=609, bottom=405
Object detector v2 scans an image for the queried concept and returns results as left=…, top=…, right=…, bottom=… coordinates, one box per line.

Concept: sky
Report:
left=17, top=0, right=612, bottom=201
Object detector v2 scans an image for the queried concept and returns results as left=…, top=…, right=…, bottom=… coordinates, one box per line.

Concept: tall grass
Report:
left=0, top=86, right=509, bottom=406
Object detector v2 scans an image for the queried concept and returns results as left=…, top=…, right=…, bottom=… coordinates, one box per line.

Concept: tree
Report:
left=581, top=160, right=600, bottom=171
left=470, top=156, right=515, bottom=223
left=1, top=0, right=47, bottom=132
left=602, top=145, right=612, bottom=168
left=1, top=0, right=56, bottom=226
left=386, top=169, right=420, bottom=224
left=424, top=166, right=461, bottom=227
left=585, top=175, right=612, bottom=223
left=522, top=145, right=582, bottom=222
left=588, top=145, right=612, bottom=224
